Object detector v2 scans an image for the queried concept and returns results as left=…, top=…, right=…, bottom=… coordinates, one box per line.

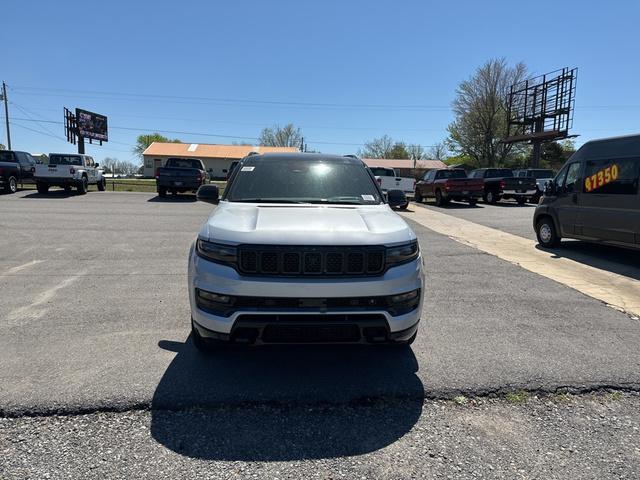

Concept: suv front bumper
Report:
left=188, top=243, right=425, bottom=344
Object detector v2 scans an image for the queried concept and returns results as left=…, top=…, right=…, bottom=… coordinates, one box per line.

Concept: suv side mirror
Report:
left=386, top=189, right=407, bottom=209
left=544, top=180, right=556, bottom=196
left=197, top=184, right=219, bottom=204
left=94, top=163, right=99, bottom=168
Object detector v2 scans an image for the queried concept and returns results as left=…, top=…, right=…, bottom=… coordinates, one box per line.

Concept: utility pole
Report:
left=2, top=81, right=11, bottom=150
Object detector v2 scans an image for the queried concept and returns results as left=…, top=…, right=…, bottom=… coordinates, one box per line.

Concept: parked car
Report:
left=534, top=134, right=640, bottom=250
left=190, top=153, right=424, bottom=349
left=514, top=168, right=555, bottom=203
left=155, top=157, right=208, bottom=197
left=414, top=168, right=484, bottom=206
left=34, top=153, right=105, bottom=194
left=0, top=150, right=37, bottom=194
left=369, top=166, right=415, bottom=199
left=468, top=168, right=537, bottom=204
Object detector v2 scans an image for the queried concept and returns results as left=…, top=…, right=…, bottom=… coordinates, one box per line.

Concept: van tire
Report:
left=536, top=216, right=561, bottom=248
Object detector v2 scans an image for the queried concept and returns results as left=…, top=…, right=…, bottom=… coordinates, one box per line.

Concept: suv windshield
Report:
left=226, top=157, right=383, bottom=204
left=49, top=155, right=82, bottom=166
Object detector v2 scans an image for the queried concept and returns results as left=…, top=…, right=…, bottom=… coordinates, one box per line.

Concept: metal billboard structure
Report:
left=504, top=67, right=577, bottom=167
left=64, top=107, right=108, bottom=154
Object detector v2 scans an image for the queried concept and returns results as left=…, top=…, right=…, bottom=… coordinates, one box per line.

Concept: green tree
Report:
left=258, top=123, right=303, bottom=148
left=0, top=143, right=5, bottom=150
left=541, top=140, right=576, bottom=170
left=133, top=133, right=181, bottom=158
left=447, top=58, right=528, bottom=167
left=359, top=135, right=394, bottom=158
left=388, top=142, right=409, bottom=159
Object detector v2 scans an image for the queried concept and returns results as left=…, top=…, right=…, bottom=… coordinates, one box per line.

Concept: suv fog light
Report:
left=390, top=289, right=419, bottom=304
left=197, top=289, right=232, bottom=304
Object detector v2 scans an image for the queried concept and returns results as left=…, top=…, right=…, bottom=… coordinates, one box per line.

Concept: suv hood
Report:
left=200, top=201, right=416, bottom=245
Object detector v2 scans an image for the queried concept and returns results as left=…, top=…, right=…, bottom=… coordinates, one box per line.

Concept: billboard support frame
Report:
left=504, top=67, right=577, bottom=168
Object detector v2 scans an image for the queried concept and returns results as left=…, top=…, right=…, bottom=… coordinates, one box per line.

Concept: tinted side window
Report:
left=559, top=162, right=582, bottom=193
left=583, top=158, right=639, bottom=195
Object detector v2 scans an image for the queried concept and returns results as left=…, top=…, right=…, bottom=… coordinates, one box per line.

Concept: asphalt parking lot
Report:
left=1, top=191, right=640, bottom=478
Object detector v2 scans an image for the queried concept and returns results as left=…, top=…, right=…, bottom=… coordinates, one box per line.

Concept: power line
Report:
left=3, top=116, right=441, bottom=148
left=10, top=85, right=450, bottom=111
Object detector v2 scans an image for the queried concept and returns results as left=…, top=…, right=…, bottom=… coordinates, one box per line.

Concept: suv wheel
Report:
left=97, top=178, right=106, bottom=191
left=77, top=176, right=88, bottom=195
left=157, top=186, right=167, bottom=198
left=486, top=190, right=499, bottom=204
left=191, top=320, right=224, bottom=353
left=36, top=182, right=49, bottom=194
left=516, top=196, right=527, bottom=205
left=6, top=176, right=18, bottom=194
left=435, top=189, right=445, bottom=206
left=414, top=191, right=423, bottom=203
left=468, top=198, right=478, bottom=206
left=536, top=217, right=561, bottom=248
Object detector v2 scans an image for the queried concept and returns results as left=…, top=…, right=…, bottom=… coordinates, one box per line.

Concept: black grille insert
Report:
left=238, top=246, right=386, bottom=276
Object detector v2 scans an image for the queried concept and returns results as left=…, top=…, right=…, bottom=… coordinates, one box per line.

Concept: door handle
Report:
left=571, top=193, right=578, bottom=204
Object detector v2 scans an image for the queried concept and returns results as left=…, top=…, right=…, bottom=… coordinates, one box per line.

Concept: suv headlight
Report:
left=385, top=240, right=419, bottom=267
left=196, top=239, right=238, bottom=266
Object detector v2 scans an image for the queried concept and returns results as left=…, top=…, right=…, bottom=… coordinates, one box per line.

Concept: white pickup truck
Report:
left=35, top=153, right=106, bottom=194
left=369, top=166, right=415, bottom=199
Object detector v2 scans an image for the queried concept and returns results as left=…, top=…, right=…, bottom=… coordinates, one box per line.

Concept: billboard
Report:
left=76, top=108, right=108, bottom=142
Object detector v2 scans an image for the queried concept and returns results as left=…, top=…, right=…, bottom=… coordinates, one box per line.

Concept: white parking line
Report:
left=401, top=208, right=640, bottom=318
left=0, top=259, right=44, bottom=276
left=6, top=275, right=82, bottom=326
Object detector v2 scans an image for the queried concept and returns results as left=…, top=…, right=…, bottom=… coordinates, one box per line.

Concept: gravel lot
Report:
left=2, top=393, right=638, bottom=479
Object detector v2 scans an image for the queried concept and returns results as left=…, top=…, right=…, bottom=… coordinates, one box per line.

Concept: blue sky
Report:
left=2, top=0, right=639, bottom=163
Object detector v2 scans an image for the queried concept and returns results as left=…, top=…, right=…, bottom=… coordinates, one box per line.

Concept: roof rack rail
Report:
left=343, top=154, right=360, bottom=159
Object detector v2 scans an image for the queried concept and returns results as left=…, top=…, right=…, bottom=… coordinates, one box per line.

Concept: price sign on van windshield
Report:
left=584, top=164, right=619, bottom=192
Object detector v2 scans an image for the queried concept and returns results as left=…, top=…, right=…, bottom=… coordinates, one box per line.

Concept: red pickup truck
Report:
left=414, top=169, right=484, bottom=206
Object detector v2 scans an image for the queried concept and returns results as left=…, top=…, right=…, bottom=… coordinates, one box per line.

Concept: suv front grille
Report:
left=238, top=246, right=385, bottom=276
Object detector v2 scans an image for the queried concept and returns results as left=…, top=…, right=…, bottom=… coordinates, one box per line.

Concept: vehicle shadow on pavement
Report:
left=537, top=242, right=640, bottom=281
left=21, top=191, right=78, bottom=199
left=150, top=337, right=424, bottom=461
left=147, top=195, right=198, bottom=203
left=415, top=201, right=483, bottom=209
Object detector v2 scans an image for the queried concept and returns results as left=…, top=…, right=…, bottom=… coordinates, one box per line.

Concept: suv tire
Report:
left=97, top=178, right=106, bottom=191
left=77, top=176, right=88, bottom=195
left=414, top=191, right=423, bottom=203
left=36, top=182, right=49, bottom=194
left=5, top=176, right=18, bottom=194
left=158, top=186, right=167, bottom=198
left=435, top=189, right=445, bottom=206
left=485, top=190, right=499, bottom=204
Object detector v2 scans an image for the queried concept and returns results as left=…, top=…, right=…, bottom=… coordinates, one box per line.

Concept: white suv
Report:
left=189, top=153, right=424, bottom=349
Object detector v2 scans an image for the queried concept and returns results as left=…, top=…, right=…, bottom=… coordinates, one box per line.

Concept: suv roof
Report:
left=243, top=152, right=364, bottom=165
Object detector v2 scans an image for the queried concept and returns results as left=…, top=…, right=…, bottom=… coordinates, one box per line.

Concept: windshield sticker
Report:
left=361, top=194, right=375, bottom=201
left=241, top=166, right=255, bottom=172
left=584, top=164, right=618, bottom=192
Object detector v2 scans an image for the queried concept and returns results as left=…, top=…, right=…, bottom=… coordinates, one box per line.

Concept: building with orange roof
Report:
left=141, top=142, right=299, bottom=178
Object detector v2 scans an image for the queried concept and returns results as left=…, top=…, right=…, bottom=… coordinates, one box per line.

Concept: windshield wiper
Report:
left=306, top=199, right=365, bottom=205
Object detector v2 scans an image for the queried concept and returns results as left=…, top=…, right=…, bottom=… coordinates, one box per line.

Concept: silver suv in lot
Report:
left=188, top=153, right=424, bottom=349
